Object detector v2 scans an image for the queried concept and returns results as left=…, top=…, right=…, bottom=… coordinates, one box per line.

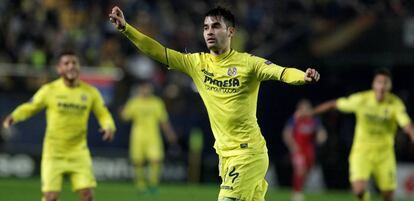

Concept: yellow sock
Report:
left=134, top=165, right=146, bottom=191
left=148, top=161, right=161, bottom=187
left=362, top=191, right=371, bottom=201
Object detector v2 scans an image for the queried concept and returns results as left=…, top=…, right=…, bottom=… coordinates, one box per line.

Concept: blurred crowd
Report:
left=1, top=0, right=414, bottom=86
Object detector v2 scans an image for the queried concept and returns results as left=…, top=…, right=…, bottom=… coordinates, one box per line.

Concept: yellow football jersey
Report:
left=11, top=78, right=116, bottom=157
left=122, top=23, right=306, bottom=157
left=337, top=90, right=411, bottom=147
left=121, top=96, right=167, bottom=141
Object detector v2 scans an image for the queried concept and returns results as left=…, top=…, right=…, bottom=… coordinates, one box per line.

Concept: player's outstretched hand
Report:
left=99, top=128, right=114, bottom=142
left=304, top=68, right=320, bottom=83
left=2, top=115, right=14, bottom=129
left=109, top=6, right=126, bottom=31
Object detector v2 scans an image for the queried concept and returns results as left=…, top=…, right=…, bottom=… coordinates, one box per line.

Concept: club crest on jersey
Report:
left=227, top=67, right=237, bottom=77
left=81, top=95, right=87, bottom=102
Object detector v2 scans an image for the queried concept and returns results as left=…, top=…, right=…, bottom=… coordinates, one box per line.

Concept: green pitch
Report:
left=0, top=178, right=411, bottom=201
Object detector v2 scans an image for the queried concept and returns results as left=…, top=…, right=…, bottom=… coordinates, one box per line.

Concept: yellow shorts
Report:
left=349, top=145, right=396, bottom=190
left=41, top=154, right=96, bottom=192
left=218, top=153, right=269, bottom=201
left=130, top=137, right=164, bottom=163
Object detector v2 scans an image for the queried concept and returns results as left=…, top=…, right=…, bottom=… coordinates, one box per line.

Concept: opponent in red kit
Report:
left=283, top=99, right=327, bottom=201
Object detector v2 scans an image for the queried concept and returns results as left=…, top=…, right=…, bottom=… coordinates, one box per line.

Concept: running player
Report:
left=2, top=51, right=116, bottom=201
left=313, top=69, right=414, bottom=201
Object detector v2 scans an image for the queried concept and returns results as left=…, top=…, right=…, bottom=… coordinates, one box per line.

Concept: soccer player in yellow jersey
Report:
left=109, top=6, right=320, bottom=201
left=2, top=51, right=116, bottom=201
left=313, top=69, right=414, bottom=201
left=121, top=81, right=177, bottom=194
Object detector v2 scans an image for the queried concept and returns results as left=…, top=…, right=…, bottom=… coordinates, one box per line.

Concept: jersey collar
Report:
left=210, top=49, right=234, bottom=62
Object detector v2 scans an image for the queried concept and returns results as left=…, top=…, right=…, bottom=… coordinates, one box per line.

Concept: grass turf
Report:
left=0, top=177, right=412, bottom=201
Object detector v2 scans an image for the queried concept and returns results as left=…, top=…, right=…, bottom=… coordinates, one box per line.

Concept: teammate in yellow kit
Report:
left=313, top=69, right=414, bottom=201
left=109, top=6, right=320, bottom=201
left=121, top=81, right=177, bottom=194
left=2, top=51, right=116, bottom=201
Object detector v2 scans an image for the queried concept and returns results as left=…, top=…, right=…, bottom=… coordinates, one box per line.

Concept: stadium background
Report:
left=1, top=0, right=414, bottom=200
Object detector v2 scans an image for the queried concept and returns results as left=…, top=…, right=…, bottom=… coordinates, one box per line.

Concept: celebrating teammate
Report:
left=313, top=69, right=414, bottom=201
left=2, top=51, right=116, bottom=201
left=109, top=6, right=320, bottom=201
left=121, top=81, right=177, bottom=194
left=283, top=99, right=327, bottom=201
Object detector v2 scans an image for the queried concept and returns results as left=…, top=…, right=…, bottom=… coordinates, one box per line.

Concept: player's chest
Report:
left=359, top=102, right=394, bottom=123
left=196, top=61, right=250, bottom=94
left=295, top=120, right=317, bottom=135
left=49, top=90, right=92, bottom=113
left=134, top=102, right=158, bottom=117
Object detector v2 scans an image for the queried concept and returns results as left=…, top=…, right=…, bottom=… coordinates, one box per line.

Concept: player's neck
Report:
left=375, top=93, right=387, bottom=102
left=63, top=79, right=79, bottom=88
left=210, top=46, right=230, bottom=57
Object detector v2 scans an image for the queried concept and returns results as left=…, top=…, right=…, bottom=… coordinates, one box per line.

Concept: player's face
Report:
left=372, top=74, right=391, bottom=101
left=203, top=16, right=234, bottom=51
left=140, top=83, right=153, bottom=97
left=57, top=55, right=80, bottom=82
left=297, top=101, right=312, bottom=116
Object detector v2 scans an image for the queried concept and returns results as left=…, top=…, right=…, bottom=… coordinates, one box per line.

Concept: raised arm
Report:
left=109, top=6, right=168, bottom=65
left=109, top=6, right=196, bottom=75
left=313, top=100, right=338, bottom=115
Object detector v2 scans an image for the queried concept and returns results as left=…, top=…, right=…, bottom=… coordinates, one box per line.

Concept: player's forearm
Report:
left=403, top=123, right=414, bottom=142
left=161, top=122, right=177, bottom=143
left=121, top=23, right=168, bottom=64
left=282, top=128, right=297, bottom=152
left=313, top=100, right=337, bottom=115
left=281, top=68, right=306, bottom=85
left=96, top=109, right=116, bottom=132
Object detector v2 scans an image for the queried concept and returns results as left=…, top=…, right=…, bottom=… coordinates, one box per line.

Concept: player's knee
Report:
left=78, top=189, right=94, bottom=201
left=44, top=192, right=59, bottom=201
left=381, top=190, right=394, bottom=201
left=351, top=188, right=366, bottom=200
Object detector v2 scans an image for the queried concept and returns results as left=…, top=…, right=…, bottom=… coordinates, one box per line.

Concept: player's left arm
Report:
left=395, top=99, right=414, bottom=143
left=91, top=88, right=116, bottom=141
left=160, top=121, right=178, bottom=145
left=316, top=118, right=328, bottom=145
left=250, top=55, right=319, bottom=84
left=158, top=100, right=178, bottom=145
left=402, top=124, right=414, bottom=143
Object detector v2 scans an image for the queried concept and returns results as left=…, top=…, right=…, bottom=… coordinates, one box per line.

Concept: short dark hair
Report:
left=57, top=50, right=77, bottom=59
left=204, top=6, right=235, bottom=27
left=374, top=68, right=392, bottom=79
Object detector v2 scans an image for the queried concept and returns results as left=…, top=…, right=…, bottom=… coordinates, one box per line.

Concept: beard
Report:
left=61, top=70, right=79, bottom=84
